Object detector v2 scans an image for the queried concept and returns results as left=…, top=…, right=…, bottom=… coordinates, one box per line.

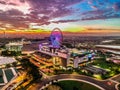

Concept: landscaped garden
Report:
left=52, top=53, right=120, bottom=80
left=92, top=54, right=120, bottom=79
left=44, top=80, right=100, bottom=90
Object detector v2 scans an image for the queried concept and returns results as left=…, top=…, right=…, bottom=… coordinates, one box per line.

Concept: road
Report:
left=28, top=74, right=118, bottom=90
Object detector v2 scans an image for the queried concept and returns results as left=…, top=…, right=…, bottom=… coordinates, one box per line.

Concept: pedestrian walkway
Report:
left=11, top=67, right=17, bottom=76
left=110, top=74, right=120, bottom=83
left=2, top=69, right=8, bottom=83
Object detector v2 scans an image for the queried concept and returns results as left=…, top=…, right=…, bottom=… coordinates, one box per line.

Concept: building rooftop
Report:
left=6, top=42, right=23, bottom=46
left=96, top=45, right=120, bottom=55
left=96, top=45, right=120, bottom=50
left=0, top=57, right=16, bottom=66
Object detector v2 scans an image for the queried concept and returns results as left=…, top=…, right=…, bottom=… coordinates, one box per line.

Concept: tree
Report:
left=5, top=64, right=11, bottom=68
left=73, top=86, right=79, bottom=90
left=27, top=62, right=42, bottom=80
left=12, top=62, right=17, bottom=67
left=20, top=58, right=42, bottom=80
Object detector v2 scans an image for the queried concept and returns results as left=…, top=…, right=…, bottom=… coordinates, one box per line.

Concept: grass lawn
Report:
left=52, top=80, right=100, bottom=90
left=93, top=57, right=120, bottom=71
left=92, top=55, right=120, bottom=79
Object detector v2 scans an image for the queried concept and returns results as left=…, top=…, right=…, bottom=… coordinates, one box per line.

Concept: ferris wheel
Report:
left=50, top=28, right=63, bottom=48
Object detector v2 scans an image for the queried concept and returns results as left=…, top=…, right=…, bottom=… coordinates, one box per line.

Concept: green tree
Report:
left=12, top=62, right=17, bottom=67
left=20, top=58, right=42, bottom=80
left=5, top=64, right=11, bottom=68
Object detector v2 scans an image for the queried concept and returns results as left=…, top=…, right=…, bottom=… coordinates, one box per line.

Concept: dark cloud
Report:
left=39, top=22, right=51, bottom=26
left=0, top=9, right=28, bottom=28
left=80, top=0, right=120, bottom=21
left=0, top=1, right=6, bottom=5
left=19, top=0, right=25, bottom=3
left=27, top=0, right=82, bottom=8
left=80, top=1, right=120, bottom=21
left=81, top=9, right=111, bottom=16
left=0, top=1, right=18, bottom=6
left=50, top=8, right=74, bottom=18
left=112, top=2, right=120, bottom=11
left=38, top=19, right=80, bottom=26
left=81, top=13, right=120, bottom=20
left=0, top=0, right=120, bottom=29
left=0, top=0, right=83, bottom=29
left=7, top=9, right=24, bottom=15
left=0, top=8, right=52, bottom=28
left=52, top=19, right=80, bottom=23
left=27, top=0, right=83, bottom=18
left=20, top=0, right=83, bottom=27
left=8, top=2, right=18, bottom=6
left=88, top=0, right=108, bottom=10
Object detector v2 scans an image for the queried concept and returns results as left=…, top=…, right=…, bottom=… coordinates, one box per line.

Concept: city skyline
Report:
left=0, top=0, right=120, bottom=36
left=0, top=1, right=120, bottom=89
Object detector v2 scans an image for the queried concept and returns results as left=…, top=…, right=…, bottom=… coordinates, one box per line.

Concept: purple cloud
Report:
left=19, top=0, right=25, bottom=3
left=0, top=0, right=83, bottom=29
left=27, top=0, right=83, bottom=18
left=80, top=5, right=120, bottom=21
left=81, top=9, right=111, bottom=16
left=0, top=0, right=120, bottom=29
left=112, top=2, right=120, bottom=11
left=81, top=13, right=120, bottom=21
left=52, top=19, right=80, bottom=23
left=8, top=2, right=18, bottom=6
left=0, top=1, right=6, bottom=5
left=0, top=9, right=29, bottom=28
left=7, top=9, right=24, bottom=15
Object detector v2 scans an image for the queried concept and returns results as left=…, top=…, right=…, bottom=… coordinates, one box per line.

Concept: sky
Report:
left=0, top=0, right=120, bottom=36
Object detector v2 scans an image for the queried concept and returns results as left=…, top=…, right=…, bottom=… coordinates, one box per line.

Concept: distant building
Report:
left=88, top=54, right=92, bottom=61
left=6, top=42, right=23, bottom=52
left=38, top=28, right=71, bottom=67
left=73, top=57, right=79, bottom=68
left=95, top=45, right=120, bottom=55
left=106, top=56, right=120, bottom=64
left=39, top=45, right=70, bottom=67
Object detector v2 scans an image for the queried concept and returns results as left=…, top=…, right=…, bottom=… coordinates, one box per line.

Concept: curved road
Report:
left=28, top=74, right=117, bottom=90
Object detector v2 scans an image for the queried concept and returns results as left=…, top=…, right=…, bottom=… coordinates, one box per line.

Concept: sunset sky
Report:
left=0, top=0, right=120, bottom=36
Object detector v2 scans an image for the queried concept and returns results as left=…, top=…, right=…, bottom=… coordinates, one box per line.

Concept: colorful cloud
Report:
left=0, top=0, right=120, bottom=36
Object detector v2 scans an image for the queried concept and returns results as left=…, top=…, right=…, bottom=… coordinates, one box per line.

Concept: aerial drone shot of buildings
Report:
left=0, top=0, right=120, bottom=90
